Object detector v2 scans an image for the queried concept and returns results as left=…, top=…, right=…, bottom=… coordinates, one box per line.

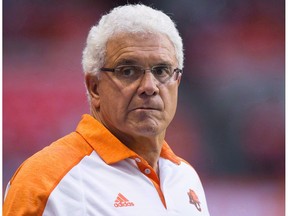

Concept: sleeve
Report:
left=3, top=132, right=93, bottom=216
left=3, top=161, right=52, bottom=216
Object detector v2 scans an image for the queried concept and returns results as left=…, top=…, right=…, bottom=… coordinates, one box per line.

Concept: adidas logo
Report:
left=114, top=193, right=135, bottom=207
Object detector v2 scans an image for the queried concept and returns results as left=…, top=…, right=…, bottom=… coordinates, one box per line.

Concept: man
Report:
left=4, top=4, right=210, bottom=215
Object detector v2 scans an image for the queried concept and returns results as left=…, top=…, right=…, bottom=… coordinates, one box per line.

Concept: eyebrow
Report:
left=115, top=58, right=173, bottom=67
left=115, top=59, right=139, bottom=66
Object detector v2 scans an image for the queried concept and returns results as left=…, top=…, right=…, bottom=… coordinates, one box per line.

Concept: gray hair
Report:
left=82, top=4, right=184, bottom=76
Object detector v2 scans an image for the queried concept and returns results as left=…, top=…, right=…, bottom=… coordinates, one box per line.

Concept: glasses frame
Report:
left=100, top=65, right=183, bottom=84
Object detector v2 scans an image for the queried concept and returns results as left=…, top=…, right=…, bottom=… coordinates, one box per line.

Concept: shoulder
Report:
left=10, top=131, right=93, bottom=184
left=4, top=132, right=93, bottom=215
left=165, top=156, right=203, bottom=184
left=176, top=156, right=198, bottom=173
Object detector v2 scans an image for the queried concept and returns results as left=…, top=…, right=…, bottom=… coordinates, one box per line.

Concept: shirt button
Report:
left=144, top=168, right=151, bottom=174
left=135, top=158, right=141, bottom=163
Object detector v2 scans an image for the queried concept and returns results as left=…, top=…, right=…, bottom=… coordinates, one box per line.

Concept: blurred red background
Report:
left=3, top=1, right=284, bottom=215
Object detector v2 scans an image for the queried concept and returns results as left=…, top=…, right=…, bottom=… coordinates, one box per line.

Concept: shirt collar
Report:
left=76, top=114, right=181, bottom=165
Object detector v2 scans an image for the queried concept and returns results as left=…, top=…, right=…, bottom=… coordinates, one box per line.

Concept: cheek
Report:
left=168, top=95, right=178, bottom=118
left=166, top=89, right=180, bottom=122
left=99, top=96, right=123, bottom=127
left=163, top=86, right=179, bottom=110
left=99, top=88, right=132, bottom=119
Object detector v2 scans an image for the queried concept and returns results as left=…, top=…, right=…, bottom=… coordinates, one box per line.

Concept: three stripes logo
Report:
left=114, top=193, right=135, bottom=207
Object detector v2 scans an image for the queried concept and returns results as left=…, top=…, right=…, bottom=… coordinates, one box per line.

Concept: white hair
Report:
left=82, top=4, right=184, bottom=76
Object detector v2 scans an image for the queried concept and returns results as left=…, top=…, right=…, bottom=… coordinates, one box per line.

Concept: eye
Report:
left=152, top=66, right=171, bottom=77
left=117, top=66, right=139, bottom=77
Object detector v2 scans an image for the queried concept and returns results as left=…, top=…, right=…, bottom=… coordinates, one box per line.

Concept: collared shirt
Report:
left=4, top=114, right=210, bottom=216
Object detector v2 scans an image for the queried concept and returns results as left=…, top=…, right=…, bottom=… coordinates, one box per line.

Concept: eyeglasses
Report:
left=100, top=65, right=182, bottom=84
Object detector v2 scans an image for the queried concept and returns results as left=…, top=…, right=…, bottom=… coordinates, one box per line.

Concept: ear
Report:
left=85, top=74, right=100, bottom=109
left=177, top=73, right=182, bottom=86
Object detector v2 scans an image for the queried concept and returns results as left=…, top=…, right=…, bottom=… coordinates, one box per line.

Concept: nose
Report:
left=137, top=71, right=159, bottom=96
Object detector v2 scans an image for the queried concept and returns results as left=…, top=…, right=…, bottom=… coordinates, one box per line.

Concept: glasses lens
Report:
left=151, top=66, right=173, bottom=82
left=115, top=66, right=142, bottom=83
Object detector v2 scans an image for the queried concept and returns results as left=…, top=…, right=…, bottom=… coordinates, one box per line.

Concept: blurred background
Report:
left=3, top=0, right=284, bottom=215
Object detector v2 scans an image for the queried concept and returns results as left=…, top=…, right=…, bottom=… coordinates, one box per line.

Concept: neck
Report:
left=125, top=136, right=164, bottom=171
left=91, top=110, right=165, bottom=171
left=112, top=128, right=166, bottom=171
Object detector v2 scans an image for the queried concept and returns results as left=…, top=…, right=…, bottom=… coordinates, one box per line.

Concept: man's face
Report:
left=89, top=33, right=181, bottom=140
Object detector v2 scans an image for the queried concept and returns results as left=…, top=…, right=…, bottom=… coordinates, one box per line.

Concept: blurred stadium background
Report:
left=3, top=0, right=284, bottom=215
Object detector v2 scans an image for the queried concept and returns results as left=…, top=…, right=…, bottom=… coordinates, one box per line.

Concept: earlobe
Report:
left=85, top=74, right=100, bottom=108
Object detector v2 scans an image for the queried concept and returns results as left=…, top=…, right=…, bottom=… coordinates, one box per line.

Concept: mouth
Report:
left=131, top=106, right=161, bottom=112
left=134, top=107, right=158, bottom=110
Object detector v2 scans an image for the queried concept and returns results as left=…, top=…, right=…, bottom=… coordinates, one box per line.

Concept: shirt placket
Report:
left=132, top=156, right=167, bottom=209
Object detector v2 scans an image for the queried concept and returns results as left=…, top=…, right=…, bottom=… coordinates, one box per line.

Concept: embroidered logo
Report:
left=114, top=193, right=135, bottom=207
left=187, top=189, right=201, bottom=212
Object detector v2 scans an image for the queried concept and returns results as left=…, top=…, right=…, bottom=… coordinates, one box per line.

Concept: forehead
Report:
left=105, top=32, right=177, bottom=66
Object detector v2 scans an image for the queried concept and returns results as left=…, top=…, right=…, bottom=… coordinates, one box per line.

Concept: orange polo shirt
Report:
left=4, top=114, right=210, bottom=216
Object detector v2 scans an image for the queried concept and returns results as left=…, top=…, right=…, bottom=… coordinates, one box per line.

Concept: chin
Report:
left=126, top=116, right=167, bottom=136
left=133, top=123, right=164, bottom=137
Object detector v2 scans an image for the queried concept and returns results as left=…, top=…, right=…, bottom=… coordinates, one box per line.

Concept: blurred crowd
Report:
left=3, top=0, right=284, bottom=215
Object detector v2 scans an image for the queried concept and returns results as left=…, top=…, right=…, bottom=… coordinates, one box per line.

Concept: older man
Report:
left=4, top=4, right=210, bottom=216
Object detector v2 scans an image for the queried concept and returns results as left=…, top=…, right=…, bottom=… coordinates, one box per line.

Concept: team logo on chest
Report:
left=187, top=189, right=201, bottom=212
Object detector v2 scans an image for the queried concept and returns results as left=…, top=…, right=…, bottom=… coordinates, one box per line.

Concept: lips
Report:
left=132, top=107, right=160, bottom=111
left=130, top=104, right=162, bottom=112
left=129, top=100, right=163, bottom=112
left=135, top=107, right=159, bottom=110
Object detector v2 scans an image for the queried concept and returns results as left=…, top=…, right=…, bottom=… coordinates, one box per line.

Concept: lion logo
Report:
left=187, top=189, right=201, bottom=212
